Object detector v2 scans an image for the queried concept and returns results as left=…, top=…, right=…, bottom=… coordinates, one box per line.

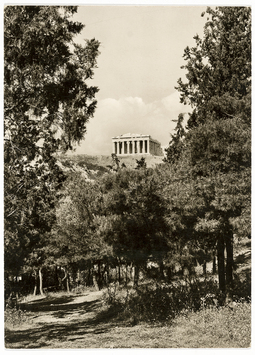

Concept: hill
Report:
left=57, top=154, right=165, bottom=179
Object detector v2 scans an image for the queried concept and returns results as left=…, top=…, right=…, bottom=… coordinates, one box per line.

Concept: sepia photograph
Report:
left=3, top=1, right=252, bottom=349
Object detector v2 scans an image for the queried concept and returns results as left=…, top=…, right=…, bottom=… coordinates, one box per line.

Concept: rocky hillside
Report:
left=56, top=154, right=165, bottom=179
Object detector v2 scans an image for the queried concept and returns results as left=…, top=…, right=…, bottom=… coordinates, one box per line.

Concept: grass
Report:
left=5, top=289, right=251, bottom=348
left=171, top=301, right=251, bottom=348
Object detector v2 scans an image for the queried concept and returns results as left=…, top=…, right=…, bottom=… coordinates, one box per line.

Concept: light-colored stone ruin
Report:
left=112, top=133, right=163, bottom=156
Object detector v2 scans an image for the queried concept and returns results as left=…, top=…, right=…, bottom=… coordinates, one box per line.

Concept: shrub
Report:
left=230, top=271, right=251, bottom=302
left=5, top=306, right=30, bottom=329
left=103, top=277, right=224, bottom=324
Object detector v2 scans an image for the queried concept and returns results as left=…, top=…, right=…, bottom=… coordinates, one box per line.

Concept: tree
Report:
left=135, top=157, right=147, bottom=169
left=164, top=113, right=186, bottom=164
left=165, top=6, right=251, bottom=295
left=4, top=6, right=100, bottom=281
left=99, top=168, right=170, bottom=286
left=48, top=173, right=113, bottom=290
left=176, top=6, right=251, bottom=129
left=179, top=117, right=250, bottom=293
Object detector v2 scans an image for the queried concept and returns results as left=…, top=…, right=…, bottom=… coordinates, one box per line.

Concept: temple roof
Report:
left=112, top=133, right=149, bottom=139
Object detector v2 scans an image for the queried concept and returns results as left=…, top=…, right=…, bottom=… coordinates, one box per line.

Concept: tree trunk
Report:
left=166, top=266, right=172, bottom=281
left=212, top=256, right=217, bottom=274
left=66, top=273, right=70, bottom=293
left=33, top=270, right=38, bottom=295
left=61, top=267, right=70, bottom=293
left=55, top=266, right=59, bottom=290
left=133, top=264, right=139, bottom=287
left=104, top=264, right=109, bottom=286
left=226, top=233, right=234, bottom=291
left=118, top=264, right=121, bottom=283
left=125, top=264, right=128, bottom=286
left=217, top=236, right=226, bottom=294
left=98, top=261, right=102, bottom=290
left=39, top=268, right=44, bottom=295
left=92, top=264, right=99, bottom=291
left=159, top=261, right=165, bottom=279
left=87, top=266, right=91, bottom=286
left=115, top=265, right=118, bottom=282
left=203, top=260, right=207, bottom=276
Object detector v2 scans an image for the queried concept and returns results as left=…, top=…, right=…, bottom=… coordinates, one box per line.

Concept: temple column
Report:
left=129, top=141, right=132, bottom=154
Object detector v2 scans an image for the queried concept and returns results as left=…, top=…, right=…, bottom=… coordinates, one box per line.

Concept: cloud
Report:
left=70, top=93, right=190, bottom=156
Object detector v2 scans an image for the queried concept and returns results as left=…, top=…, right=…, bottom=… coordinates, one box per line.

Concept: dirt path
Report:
left=5, top=289, right=116, bottom=348
left=6, top=289, right=186, bottom=349
left=6, top=289, right=182, bottom=349
left=23, top=290, right=105, bottom=325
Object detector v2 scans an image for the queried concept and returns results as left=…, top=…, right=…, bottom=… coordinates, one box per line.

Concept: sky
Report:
left=1, top=1, right=251, bottom=159
left=68, top=5, right=208, bottom=156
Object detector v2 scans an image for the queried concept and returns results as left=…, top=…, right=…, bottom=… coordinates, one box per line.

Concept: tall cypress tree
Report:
left=165, top=7, right=251, bottom=294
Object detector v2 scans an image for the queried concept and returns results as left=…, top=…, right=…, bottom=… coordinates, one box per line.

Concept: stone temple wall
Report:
left=112, top=133, right=163, bottom=156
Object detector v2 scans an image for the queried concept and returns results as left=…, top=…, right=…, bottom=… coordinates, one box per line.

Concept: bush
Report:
left=5, top=306, right=30, bottom=329
left=103, top=273, right=252, bottom=326
left=103, top=277, right=224, bottom=324
left=230, top=271, right=251, bottom=302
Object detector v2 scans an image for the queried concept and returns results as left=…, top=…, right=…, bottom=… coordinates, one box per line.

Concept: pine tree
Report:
left=165, top=6, right=251, bottom=294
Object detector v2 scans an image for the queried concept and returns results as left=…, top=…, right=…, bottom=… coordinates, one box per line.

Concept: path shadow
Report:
left=5, top=318, right=113, bottom=348
left=5, top=290, right=128, bottom=349
left=20, top=295, right=75, bottom=312
left=5, top=292, right=121, bottom=348
left=5, top=304, right=120, bottom=349
left=19, top=295, right=103, bottom=323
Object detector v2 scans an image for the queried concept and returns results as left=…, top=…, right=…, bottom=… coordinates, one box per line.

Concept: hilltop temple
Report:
left=112, top=133, right=163, bottom=156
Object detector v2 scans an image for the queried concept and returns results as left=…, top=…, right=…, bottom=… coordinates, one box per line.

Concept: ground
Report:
left=5, top=285, right=251, bottom=349
left=5, top=238, right=251, bottom=349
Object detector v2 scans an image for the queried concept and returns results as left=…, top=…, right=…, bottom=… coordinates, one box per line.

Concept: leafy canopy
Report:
left=4, top=6, right=100, bottom=276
